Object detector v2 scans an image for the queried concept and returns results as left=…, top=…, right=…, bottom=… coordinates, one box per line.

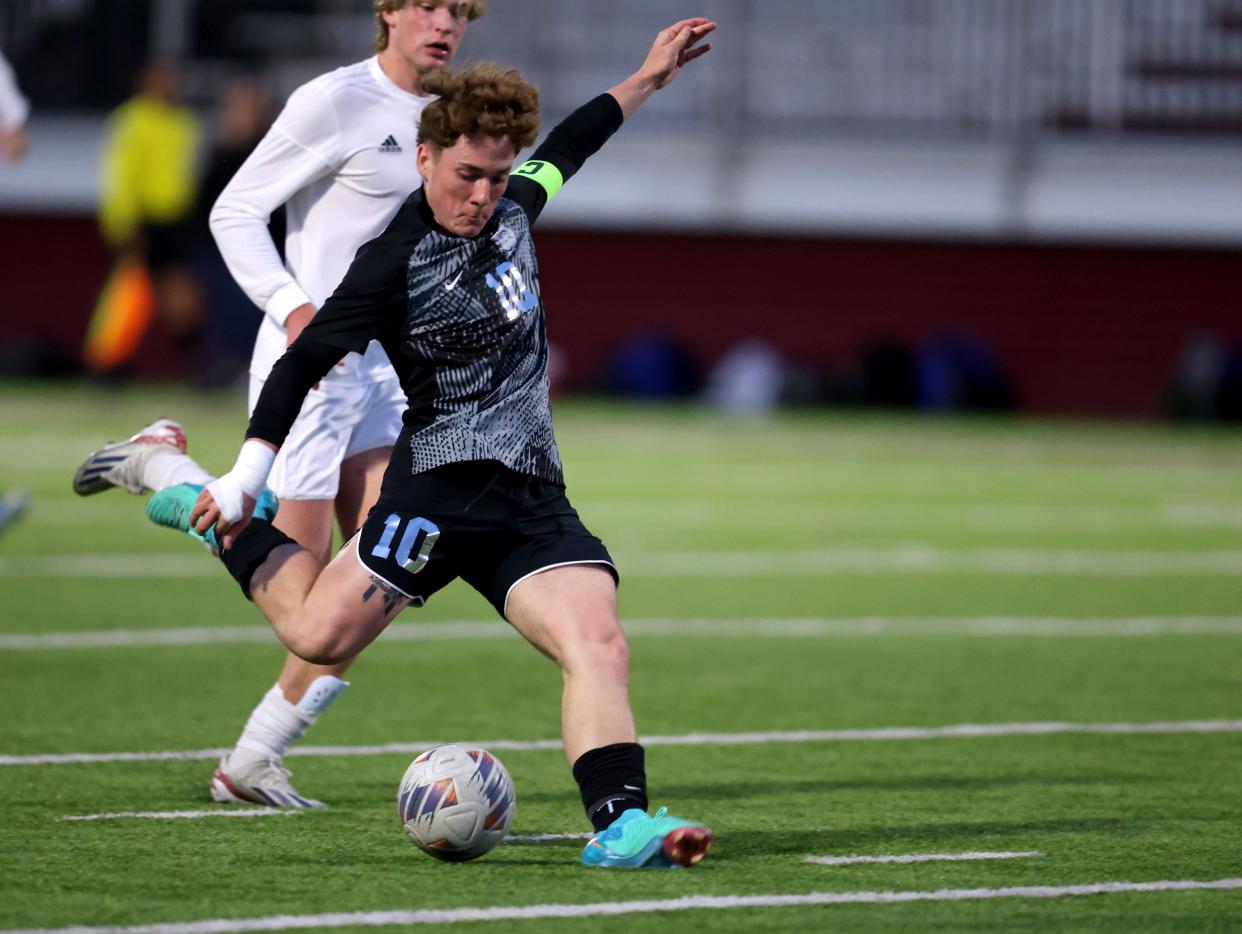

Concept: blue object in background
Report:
left=605, top=331, right=700, bottom=399
left=917, top=331, right=1016, bottom=412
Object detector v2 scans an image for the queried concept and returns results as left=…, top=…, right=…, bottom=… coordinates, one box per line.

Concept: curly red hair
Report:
left=417, top=63, right=540, bottom=153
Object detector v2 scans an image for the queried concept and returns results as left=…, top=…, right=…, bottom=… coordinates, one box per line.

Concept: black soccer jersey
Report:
left=246, top=94, right=625, bottom=485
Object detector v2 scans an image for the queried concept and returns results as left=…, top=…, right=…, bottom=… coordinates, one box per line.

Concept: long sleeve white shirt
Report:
left=210, top=57, right=431, bottom=385
left=0, top=52, right=30, bottom=131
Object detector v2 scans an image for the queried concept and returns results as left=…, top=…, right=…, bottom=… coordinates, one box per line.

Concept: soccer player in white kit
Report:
left=207, top=0, right=486, bottom=807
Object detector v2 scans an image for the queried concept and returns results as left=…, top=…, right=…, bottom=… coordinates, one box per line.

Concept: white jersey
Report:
left=210, top=57, right=431, bottom=386
left=0, top=52, right=29, bottom=131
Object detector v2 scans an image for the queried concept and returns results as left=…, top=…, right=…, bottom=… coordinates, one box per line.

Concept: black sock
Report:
left=219, top=518, right=296, bottom=599
left=572, top=742, right=648, bottom=831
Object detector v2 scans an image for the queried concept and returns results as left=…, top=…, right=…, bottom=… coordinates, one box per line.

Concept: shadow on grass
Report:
left=644, top=770, right=1146, bottom=802
left=725, top=816, right=1131, bottom=856
left=508, top=770, right=1144, bottom=808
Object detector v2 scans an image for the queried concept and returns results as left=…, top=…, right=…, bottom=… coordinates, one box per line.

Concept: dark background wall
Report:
left=1, top=215, right=1239, bottom=417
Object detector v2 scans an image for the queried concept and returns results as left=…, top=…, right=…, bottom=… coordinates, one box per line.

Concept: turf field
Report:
left=2, top=383, right=1241, bottom=932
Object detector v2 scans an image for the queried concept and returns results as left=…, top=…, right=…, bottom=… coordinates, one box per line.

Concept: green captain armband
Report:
left=512, top=160, right=564, bottom=200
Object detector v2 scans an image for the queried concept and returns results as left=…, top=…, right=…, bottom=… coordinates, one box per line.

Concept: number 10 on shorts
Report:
left=371, top=514, right=440, bottom=574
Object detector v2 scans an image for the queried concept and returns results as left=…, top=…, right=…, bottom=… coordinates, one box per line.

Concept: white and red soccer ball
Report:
left=397, top=744, right=516, bottom=861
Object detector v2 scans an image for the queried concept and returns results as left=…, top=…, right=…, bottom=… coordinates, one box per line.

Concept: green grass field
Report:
left=2, top=383, right=1241, bottom=932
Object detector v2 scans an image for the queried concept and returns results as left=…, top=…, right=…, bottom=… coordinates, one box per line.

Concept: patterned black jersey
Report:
left=247, top=94, right=626, bottom=485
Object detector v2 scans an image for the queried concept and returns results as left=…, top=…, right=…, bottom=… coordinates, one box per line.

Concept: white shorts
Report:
left=248, top=374, right=405, bottom=500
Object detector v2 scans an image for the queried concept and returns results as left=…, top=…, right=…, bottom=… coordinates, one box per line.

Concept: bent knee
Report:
left=293, top=639, right=348, bottom=667
left=562, top=622, right=630, bottom=674
left=290, top=618, right=359, bottom=666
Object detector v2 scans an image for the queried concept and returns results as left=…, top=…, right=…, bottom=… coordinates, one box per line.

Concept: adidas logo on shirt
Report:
left=379, top=135, right=402, bottom=153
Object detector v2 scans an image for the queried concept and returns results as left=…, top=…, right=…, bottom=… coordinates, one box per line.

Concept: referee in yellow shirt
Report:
left=94, top=59, right=204, bottom=375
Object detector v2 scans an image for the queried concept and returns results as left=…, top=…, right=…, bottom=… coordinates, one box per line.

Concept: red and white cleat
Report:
left=210, top=753, right=327, bottom=810
left=72, top=418, right=187, bottom=496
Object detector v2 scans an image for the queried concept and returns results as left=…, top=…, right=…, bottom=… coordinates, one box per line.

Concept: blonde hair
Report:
left=417, top=63, right=540, bottom=153
left=374, top=1, right=487, bottom=53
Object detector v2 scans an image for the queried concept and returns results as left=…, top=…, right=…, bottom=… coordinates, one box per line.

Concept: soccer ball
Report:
left=397, top=744, right=516, bottom=862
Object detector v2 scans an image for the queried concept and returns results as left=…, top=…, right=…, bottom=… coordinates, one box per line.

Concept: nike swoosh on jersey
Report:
left=444, top=270, right=464, bottom=291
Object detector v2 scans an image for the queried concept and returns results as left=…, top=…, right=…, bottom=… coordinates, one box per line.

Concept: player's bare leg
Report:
left=504, top=565, right=635, bottom=765
left=268, top=447, right=387, bottom=699
left=243, top=536, right=410, bottom=663
left=505, top=564, right=713, bottom=868
left=270, top=497, right=353, bottom=697
left=335, top=447, right=389, bottom=549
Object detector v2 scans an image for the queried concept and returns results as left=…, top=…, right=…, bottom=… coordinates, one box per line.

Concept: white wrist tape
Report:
left=207, top=440, right=276, bottom=525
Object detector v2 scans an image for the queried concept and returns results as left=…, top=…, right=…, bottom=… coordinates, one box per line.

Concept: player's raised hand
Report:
left=644, top=18, right=716, bottom=90
left=609, top=18, right=717, bottom=118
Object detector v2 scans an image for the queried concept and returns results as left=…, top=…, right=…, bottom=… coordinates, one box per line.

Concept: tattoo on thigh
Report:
left=362, top=575, right=407, bottom=616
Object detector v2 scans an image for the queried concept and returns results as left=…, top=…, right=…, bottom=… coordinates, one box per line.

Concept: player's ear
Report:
left=416, top=142, right=435, bottom=185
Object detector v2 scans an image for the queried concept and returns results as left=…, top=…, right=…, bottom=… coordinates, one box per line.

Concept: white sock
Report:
left=143, top=449, right=213, bottom=492
left=232, top=676, right=350, bottom=764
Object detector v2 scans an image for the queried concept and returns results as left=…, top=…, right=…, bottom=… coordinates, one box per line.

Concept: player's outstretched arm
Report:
left=608, top=18, right=716, bottom=119
left=506, top=18, right=717, bottom=223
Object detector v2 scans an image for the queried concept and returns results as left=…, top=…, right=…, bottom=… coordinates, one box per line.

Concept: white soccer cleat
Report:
left=210, top=753, right=328, bottom=809
left=72, top=418, right=188, bottom=496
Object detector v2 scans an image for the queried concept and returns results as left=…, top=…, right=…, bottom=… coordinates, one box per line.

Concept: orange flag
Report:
left=83, top=258, right=155, bottom=373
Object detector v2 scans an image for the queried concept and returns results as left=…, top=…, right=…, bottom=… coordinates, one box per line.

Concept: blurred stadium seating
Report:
left=0, top=0, right=1239, bottom=415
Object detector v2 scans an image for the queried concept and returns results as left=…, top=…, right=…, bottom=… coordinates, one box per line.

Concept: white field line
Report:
left=26, top=499, right=1242, bottom=531
left=63, top=809, right=296, bottom=822
left=619, top=548, right=1242, bottom=577
left=7, top=547, right=1242, bottom=578
left=4, top=616, right=1242, bottom=651
left=587, top=502, right=1152, bottom=532
left=805, top=851, right=1042, bottom=866
left=593, top=501, right=1242, bottom=532
left=5, top=719, right=1241, bottom=767
left=1162, top=502, right=1242, bottom=527
left=0, top=555, right=215, bottom=578
left=6, top=879, right=1242, bottom=933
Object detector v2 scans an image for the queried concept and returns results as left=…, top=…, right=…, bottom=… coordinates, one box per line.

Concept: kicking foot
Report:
left=580, top=807, right=713, bottom=868
left=72, top=418, right=188, bottom=496
left=146, top=482, right=278, bottom=553
left=211, top=753, right=326, bottom=809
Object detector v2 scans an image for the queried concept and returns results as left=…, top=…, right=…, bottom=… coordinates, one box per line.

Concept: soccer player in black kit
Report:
left=137, top=18, right=717, bottom=868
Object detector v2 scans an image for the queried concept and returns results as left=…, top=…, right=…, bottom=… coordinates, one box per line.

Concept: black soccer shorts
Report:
left=355, top=460, right=617, bottom=618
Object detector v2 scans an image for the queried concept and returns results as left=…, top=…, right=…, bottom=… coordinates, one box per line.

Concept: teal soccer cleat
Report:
left=146, top=482, right=279, bottom=554
left=580, top=807, right=713, bottom=869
